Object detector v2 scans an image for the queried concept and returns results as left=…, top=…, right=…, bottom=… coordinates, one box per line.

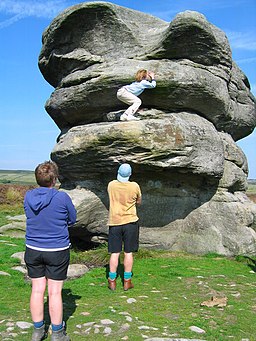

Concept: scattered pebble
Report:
left=82, top=322, right=95, bottom=327
left=125, top=316, right=133, bottom=322
left=11, top=252, right=25, bottom=265
left=231, top=292, right=241, bottom=298
left=100, top=319, right=115, bottom=325
left=12, top=266, right=27, bottom=274
left=119, top=323, right=130, bottom=332
left=84, top=327, right=91, bottom=334
left=80, top=312, right=90, bottom=316
left=138, top=325, right=159, bottom=331
left=16, top=321, right=33, bottom=329
left=0, top=271, right=10, bottom=276
left=127, top=298, right=137, bottom=304
left=119, top=312, right=131, bottom=316
left=103, top=326, right=112, bottom=334
left=189, top=325, right=206, bottom=334
left=94, top=327, right=100, bottom=334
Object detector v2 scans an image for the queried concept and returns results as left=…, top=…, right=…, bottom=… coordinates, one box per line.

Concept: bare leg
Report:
left=109, top=252, right=120, bottom=273
left=123, top=252, right=134, bottom=290
left=30, top=277, right=47, bottom=322
left=123, top=252, right=133, bottom=273
left=48, top=279, right=64, bottom=325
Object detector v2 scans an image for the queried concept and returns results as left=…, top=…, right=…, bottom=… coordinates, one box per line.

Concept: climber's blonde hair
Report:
left=135, top=69, right=148, bottom=82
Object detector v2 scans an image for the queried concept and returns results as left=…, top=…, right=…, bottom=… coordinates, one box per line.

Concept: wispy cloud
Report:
left=0, top=0, right=73, bottom=28
left=226, top=31, right=256, bottom=51
left=0, top=13, right=25, bottom=28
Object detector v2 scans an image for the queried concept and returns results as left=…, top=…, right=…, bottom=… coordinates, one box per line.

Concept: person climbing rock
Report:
left=117, top=69, right=156, bottom=121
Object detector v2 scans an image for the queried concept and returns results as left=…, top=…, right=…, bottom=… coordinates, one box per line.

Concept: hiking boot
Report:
left=31, top=324, right=46, bottom=341
left=51, top=327, right=70, bottom=341
left=123, top=278, right=134, bottom=291
left=108, top=278, right=116, bottom=290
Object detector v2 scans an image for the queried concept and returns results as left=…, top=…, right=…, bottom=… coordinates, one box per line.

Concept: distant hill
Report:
left=0, top=169, right=255, bottom=188
left=0, top=170, right=36, bottom=185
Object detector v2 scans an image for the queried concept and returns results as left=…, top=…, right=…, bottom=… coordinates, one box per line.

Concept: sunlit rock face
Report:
left=39, top=2, right=256, bottom=255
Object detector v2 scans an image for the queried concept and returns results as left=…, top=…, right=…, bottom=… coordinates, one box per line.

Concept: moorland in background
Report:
left=0, top=170, right=255, bottom=205
left=0, top=170, right=36, bottom=185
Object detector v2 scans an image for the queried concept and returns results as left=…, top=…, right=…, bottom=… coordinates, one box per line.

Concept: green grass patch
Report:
left=0, top=235, right=255, bottom=340
left=0, top=204, right=24, bottom=226
left=1, top=195, right=256, bottom=340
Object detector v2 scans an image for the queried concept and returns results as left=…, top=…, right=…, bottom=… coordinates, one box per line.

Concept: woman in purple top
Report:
left=117, top=69, right=156, bottom=121
left=24, top=161, right=76, bottom=341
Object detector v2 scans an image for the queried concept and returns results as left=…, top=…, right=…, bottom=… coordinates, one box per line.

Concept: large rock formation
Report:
left=39, top=2, right=256, bottom=255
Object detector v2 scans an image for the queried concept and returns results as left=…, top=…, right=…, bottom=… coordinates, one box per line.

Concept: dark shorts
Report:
left=108, top=221, right=139, bottom=253
left=24, top=247, right=70, bottom=280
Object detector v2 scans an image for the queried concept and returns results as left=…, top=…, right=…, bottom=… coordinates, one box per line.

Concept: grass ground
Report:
left=0, top=236, right=256, bottom=340
left=0, top=175, right=255, bottom=340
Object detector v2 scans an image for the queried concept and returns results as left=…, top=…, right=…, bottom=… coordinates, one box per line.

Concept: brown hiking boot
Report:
left=31, top=324, right=46, bottom=341
left=108, top=278, right=116, bottom=290
left=123, top=279, right=134, bottom=291
left=51, top=327, right=70, bottom=341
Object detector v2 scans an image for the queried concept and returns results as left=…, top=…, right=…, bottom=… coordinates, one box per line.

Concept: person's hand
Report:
left=148, top=71, right=155, bottom=79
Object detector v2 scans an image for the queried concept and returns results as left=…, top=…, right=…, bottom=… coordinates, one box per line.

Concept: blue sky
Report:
left=0, top=0, right=255, bottom=178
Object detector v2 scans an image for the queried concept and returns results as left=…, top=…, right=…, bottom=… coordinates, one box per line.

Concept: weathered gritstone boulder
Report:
left=39, top=2, right=256, bottom=140
left=53, top=112, right=224, bottom=180
left=38, top=2, right=256, bottom=255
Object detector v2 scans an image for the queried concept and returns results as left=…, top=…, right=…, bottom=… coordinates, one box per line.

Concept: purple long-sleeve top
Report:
left=24, top=187, right=76, bottom=251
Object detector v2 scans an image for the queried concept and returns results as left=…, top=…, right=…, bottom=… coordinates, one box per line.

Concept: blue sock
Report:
left=52, top=323, right=63, bottom=332
left=124, top=271, right=132, bottom=280
left=34, top=321, right=44, bottom=329
left=109, top=271, right=117, bottom=280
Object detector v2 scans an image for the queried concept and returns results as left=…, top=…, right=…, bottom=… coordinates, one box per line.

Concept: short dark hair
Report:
left=35, top=161, right=59, bottom=187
